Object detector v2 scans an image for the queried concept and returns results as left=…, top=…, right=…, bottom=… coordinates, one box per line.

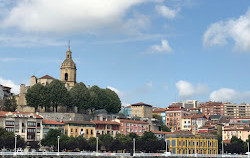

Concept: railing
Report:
left=0, top=152, right=249, bottom=157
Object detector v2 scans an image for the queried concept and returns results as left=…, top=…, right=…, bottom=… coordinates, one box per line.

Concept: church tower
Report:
left=61, top=41, right=76, bottom=88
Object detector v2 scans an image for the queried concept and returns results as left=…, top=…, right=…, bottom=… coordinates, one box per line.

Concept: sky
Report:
left=1, top=0, right=250, bottom=108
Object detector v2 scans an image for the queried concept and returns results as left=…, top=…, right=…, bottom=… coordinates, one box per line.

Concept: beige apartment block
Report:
left=131, top=102, right=152, bottom=119
left=222, top=125, right=250, bottom=142
left=224, top=103, right=250, bottom=117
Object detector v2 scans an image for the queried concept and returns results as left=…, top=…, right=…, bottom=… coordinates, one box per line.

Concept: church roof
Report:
left=61, top=58, right=76, bottom=67
left=39, top=75, right=54, bottom=79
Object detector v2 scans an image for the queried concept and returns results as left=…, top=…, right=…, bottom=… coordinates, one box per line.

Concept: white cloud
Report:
left=149, top=40, right=173, bottom=54
left=210, top=88, right=250, bottom=102
left=176, top=80, right=208, bottom=98
left=203, top=8, right=250, bottom=52
left=0, top=57, right=24, bottom=62
left=1, top=0, right=151, bottom=34
left=0, top=77, right=19, bottom=94
left=155, top=5, right=179, bottom=19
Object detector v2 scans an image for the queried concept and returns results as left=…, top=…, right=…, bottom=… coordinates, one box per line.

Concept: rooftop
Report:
left=39, top=75, right=55, bottom=80
left=42, top=119, right=64, bottom=125
left=118, top=119, right=149, bottom=124
left=91, top=120, right=120, bottom=125
left=131, top=102, right=152, bottom=107
left=0, top=111, right=43, bottom=119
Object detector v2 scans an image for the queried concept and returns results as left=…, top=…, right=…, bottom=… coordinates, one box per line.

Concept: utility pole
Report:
left=133, top=138, right=136, bottom=155
left=14, top=135, right=17, bottom=153
left=57, top=136, right=60, bottom=154
left=222, top=141, right=224, bottom=155
left=96, top=137, right=99, bottom=154
left=166, top=139, right=168, bottom=153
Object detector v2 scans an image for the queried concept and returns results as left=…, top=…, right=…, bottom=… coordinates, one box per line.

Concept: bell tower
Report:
left=60, top=41, right=76, bottom=88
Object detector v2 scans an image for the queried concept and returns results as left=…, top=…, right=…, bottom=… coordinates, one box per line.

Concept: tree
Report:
left=76, top=136, right=89, bottom=151
left=161, top=125, right=171, bottom=132
left=104, top=88, right=121, bottom=113
left=1, top=97, right=17, bottom=112
left=110, top=139, right=123, bottom=152
left=29, top=141, right=40, bottom=151
left=224, top=136, right=247, bottom=154
left=99, top=134, right=113, bottom=151
left=70, top=82, right=90, bottom=111
left=0, top=128, right=26, bottom=150
left=153, top=114, right=170, bottom=132
left=89, top=85, right=105, bottom=110
left=41, top=129, right=62, bottom=148
left=88, top=137, right=98, bottom=151
left=46, top=80, right=70, bottom=112
left=26, top=83, right=48, bottom=111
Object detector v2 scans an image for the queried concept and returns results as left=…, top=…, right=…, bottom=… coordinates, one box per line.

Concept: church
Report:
left=16, top=44, right=77, bottom=112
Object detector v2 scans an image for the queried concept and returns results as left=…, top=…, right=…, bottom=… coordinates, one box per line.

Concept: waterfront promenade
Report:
left=0, top=152, right=248, bottom=157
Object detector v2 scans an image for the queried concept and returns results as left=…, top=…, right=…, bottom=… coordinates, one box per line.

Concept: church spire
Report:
left=68, top=40, right=70, bottom=51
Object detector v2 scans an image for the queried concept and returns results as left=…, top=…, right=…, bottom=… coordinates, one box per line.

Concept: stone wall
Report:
left=38, top=112, right=92, bottom=122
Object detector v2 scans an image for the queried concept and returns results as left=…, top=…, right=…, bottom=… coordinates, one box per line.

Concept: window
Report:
left=71, top=129, right=73, bottom=133
left=75, top=129, right=77, bottom=133
left=37, top=123, right=40, bottom=127
left=91, top=130, right=93, bottom=135
left=86, top=129, right=89, bottom=134
left=5, top=121, right=14, bottom=126
left=6, top=127, right=14, bottom=132
left=27, top=122, right=36, bottom=127
left=65, top=73, right=68, bottom=81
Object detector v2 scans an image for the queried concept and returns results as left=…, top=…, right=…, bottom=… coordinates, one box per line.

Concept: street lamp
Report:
left=133, top=138, right=135, bottom=155
left=96, top=137, right=98, bottom=154
left=57, top=136, right=60, bottom=153
left=14, top=134, right=17, bottom=153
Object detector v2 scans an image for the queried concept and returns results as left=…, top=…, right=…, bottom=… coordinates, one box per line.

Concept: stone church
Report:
left=16, top=45, right=77, bottom=112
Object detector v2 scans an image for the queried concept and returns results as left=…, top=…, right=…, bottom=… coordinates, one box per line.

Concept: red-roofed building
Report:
left=165, top=108, right=190, bottom=132
left=91, top=120, right=120, bottom=137
left=115, top=119, right=149, bottom=136
left=42, top=119, right=64, bottom=136
left=0, top=111, right=43, bottom=145
left=199, top=101, right=224, bottom=116
left=131, top=102, right=152, bottom=119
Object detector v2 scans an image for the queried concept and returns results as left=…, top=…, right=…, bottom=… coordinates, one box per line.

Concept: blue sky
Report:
left=1, top=0, right=250, bottom=107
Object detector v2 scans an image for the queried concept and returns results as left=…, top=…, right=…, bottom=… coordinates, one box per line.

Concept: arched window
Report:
left=65, top=73, right=68, bottom=81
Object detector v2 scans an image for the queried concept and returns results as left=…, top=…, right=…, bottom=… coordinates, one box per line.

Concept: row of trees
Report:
left=41, top=129, right=166, bottom=153
left=223, top=136, right=249, bottom=154
left=0, top=128, right=26, bottom=150
left=0, top=97, right=17, bottom=112
left=26, top=80, right=121, bottom=113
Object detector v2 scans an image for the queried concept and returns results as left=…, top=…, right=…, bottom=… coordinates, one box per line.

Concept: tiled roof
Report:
left=118, top=119, right=149, bottom=124
left=191, top=114, right=206, bottom=119
left=165, top=108, right=185, bottom=111
left=0, top=111, right=43, bottom=119
left=42, top=119, right=64, bottom=125
left=39, top=75, right=54, bottom=79
left=91, top=120, right=120, bottom=125
left=131, top=102, right=152, bottom=107
left=153, top=108, right=167, bottom=113
left=64, top=121, right=95, bottom=125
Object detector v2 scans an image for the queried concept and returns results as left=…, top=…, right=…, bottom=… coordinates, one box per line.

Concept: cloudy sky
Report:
left=1, top=0, right=250, bottom=107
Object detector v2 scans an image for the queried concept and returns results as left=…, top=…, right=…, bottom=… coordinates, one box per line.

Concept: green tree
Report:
left=46, top=80, right=70, bottom=112
left=70, top=82, right=90, bottom=111
left=26, top=83, right=48, bottom=111
left=99, top=134, right=113, bottom=151
left=76, top=136, right=89, bottom=151
left=224, top=136, right=247, bottom=154
left=89, top=85, right=105, bottom=110
left=88, top=137, right=98, bottom=151
left=0, top=128, right=26, bottom=149
left=29, top=141, right=40, bottom=151
left=153, top=114, right=170, bottom=132
left=104, top=88, right=121, bottom=113
left=41, top=129, right=62, bottom=148
left=1, top=97, right=17, bottom=112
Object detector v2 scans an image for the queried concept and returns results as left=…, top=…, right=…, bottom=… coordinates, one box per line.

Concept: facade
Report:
left=224, top=103, right=250, bottom=117
left=172, top=100, right=199, bottom=110
left=152, top=108, right=167, bottom=123
left=42, top=119, right=64, bottom=136
left=115, top=119, right=149, bottom=136
left=181, top=115, right=192, bottom=131
left=0, top=111, right=43, bottom=144
left=166, top=132, right=218, bottom=154
left=198, top=125, right=217, bottom=133
left=91, top=120, right=120, bottom=137
left=165, top=108, right=190, bottom=132
left=120, top=106, right=131, bottom=118
left=64, top=121, right=96, bottom=139
left=199, top=101, right=224, bottom=116
left=152, top=131, right=171, bottom=140
left=222, top=125, right=250, bottom=142
left=131, top=102, right=152, bottom=119
left=191, top=114, right=207, bottom=134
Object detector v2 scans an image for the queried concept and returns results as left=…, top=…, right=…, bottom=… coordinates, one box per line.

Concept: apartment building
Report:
left=42, top=119, right=64, bottom=136
left=181, top=115, right=192, bottom=131
left=131, top=102, right=152, bottom=119
left=152, top=108, right=167, bottom=123
left=222, top=125, right=250, bottom=142
left=191, top=114, right=207, bottom=134
left=0, top=111, right=43, bottom=144
left=199, top=101, right=224, bottom=116
left=91, top=120, right=120, bottom=137
left=165, top=131, right=218, bottom=154
left=224, top=103, right=250, bottom=117
left=172, top=100, right=199, bottom=110
left=64, top=121, right=96, bottom=139
left=165, top=108, right=190, bottom=132
left=115, top=119, right=149, bottom=136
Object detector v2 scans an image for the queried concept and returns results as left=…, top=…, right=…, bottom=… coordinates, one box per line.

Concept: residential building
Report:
left=93, top=109, right=120, bottom=121
left=191, top=114, right=207, bottom=134
left=115, top=119, right=149, bottom=136
left=224, top=103, right=250, bottom=117
left=120, top=106, right=131, bottom=118
left=64, top=121, right=96, bottom=139
left=152, top=108, right=167, bottom=123
left=199, top=101, right=224, bottom=116
left=42, top=119, right=64, bottom=136
left=165, top=107, right=190, bottom=132
left=222, top=125, right=250, bottom=142
left=165, top=131, right=218, bottom=154
left=229, top=117, right=250, bottom=125
left=172, top=100, right=199, bottom=110
left=152, top=131, right=171, bottom=140
left=131, top=102, right=152, bottom=119
left=91, top=120, right=120, bottom=137
left=181, top=115, right=192, bottom=131
left=0, top=111, right=43, bottom=145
